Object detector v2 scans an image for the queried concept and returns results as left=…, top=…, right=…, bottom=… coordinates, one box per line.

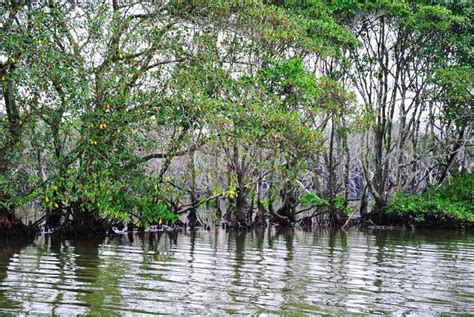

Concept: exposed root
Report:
left=0, top=212, right=34, bottom=239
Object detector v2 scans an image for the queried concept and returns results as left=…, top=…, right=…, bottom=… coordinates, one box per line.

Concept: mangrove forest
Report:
left=1, top=0, right=472, bottom=236
left=0, top=0, right=473, bottom=315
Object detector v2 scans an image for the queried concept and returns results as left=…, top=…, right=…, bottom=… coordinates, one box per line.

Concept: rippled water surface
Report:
left=1, top=228, right=473, bottom=315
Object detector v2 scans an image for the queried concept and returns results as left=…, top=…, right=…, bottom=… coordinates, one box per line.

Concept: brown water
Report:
left=0, top=228, right=473, bottom=315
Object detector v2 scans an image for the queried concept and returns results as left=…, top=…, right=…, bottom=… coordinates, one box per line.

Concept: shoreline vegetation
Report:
left=1, top=1, right=472, bottom=239
left=1, top=174, right=473, bottom=239
left=383, top=174, right=474, bottom=230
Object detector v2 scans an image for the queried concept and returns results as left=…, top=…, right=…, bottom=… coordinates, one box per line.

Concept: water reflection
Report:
left=0, top=242, right=24, bottom=313
left=0, top=229, right=473, bottom=315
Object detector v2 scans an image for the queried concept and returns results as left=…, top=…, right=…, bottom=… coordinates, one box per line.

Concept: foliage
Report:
left=334, top=195, right=352, bottom=216
left=299, top=192, right=328, bottom=208
left=299, top=192, right=351, bottom=216
left=430, top=66, right=474, bottom=126
left=387, top=174, right=474, bottom=225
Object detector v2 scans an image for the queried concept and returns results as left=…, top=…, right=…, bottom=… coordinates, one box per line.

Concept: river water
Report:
left=0, top=228, right=473, bottom=315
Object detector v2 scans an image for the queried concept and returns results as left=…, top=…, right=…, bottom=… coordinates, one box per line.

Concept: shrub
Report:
left=387, top=174, right=474, bottom=225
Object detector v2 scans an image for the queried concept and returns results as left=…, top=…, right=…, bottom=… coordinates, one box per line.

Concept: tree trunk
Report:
left=0, top=149, right=10, bottom=214
left=438, top=128, right=465, bottom=185
left=0, top=143, right=29, bottom=237
left=253, top=176, right=267, bottom=227
left=272, top=178, right=296, bottom=227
